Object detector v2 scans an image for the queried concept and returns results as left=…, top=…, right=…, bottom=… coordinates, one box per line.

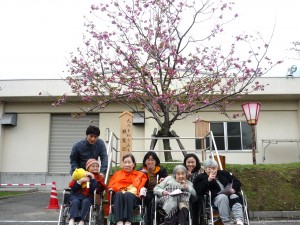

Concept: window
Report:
left=210, top=121, right=253, bottom=151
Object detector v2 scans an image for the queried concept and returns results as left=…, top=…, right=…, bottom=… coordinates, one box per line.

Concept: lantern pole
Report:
left=251, top=125, right=256, bottom=164
left=242, top=102, right=261, bottom=165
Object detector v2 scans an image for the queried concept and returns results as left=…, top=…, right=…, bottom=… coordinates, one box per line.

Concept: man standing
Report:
left=70, top=125, right=108, bottom=177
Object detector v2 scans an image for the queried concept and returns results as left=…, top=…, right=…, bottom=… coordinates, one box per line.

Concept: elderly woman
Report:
left=193, top=159, right=244, bottom=225
left=108, top=154, right=148, bottom=225
left=139, top=151, right=168, bottom=225
left=153, top=165, right=197, bottom=225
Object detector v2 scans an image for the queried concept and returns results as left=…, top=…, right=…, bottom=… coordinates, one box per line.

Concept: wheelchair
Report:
left=107, top=189, right=146, bottom=225
left=153, top=194, right=192, bottom=225
left=58, top=188, right=104, bottom=225
left=200, top=190, right=250, bottom=225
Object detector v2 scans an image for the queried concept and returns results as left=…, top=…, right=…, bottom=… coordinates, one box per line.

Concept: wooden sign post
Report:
left=119, top=111, right=133, bottom=166
left=195, top=119, right=210, bottom=161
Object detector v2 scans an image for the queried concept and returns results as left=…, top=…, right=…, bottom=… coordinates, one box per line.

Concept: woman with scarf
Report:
left=153, top=165, right=197, bottom=225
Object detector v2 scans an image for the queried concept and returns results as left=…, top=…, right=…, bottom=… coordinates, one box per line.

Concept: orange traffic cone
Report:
left=46, top=181, right=60, bottom=209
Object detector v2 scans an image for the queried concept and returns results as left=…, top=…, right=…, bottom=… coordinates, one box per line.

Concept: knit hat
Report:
left=85, top=159, right=100, bottom=170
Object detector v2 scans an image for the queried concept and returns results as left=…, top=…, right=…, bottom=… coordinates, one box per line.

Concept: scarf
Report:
left=156, top=185, right=191, bottom=218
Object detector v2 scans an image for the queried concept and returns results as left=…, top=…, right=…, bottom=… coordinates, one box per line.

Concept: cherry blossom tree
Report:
left=57, top=0, right=281, bottom=161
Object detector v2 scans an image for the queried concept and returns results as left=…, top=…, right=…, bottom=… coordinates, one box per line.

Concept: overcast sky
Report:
left=0, top=0, right=300, bottom=80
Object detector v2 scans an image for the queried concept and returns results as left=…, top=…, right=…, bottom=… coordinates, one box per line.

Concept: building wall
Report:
left=1, top=113, right=50, bottom=172
left=0, top=103, right=4, bottom=172
left=1, top=99, right=300, bottom=173
left=1, top=79, right=300, bottom=189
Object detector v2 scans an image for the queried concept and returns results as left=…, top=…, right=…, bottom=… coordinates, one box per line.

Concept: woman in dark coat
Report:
left=183, top=153, right=201, bottom=225
left=193, top=159, right=244, bottom=225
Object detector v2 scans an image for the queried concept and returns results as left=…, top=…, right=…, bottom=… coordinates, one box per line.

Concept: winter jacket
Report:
left=193, top=170, right=241, bottom=201
left=108, top=169, right=147, bottom=198
left=69, top=173, right=107, bottom=197
left=70, top=139, right=108, bottom=175
left=139, top=165, right=168, bottom=191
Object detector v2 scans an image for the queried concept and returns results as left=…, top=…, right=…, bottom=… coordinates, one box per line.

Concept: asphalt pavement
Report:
left=0, top=191, right=299, bottom=225
left=0, top=191, right=60, bottom=225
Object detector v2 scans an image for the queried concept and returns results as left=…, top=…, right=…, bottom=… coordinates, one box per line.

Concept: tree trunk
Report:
left=162, top=138, right=173, bottom=161
left=157, top=129, right=173, bottom=161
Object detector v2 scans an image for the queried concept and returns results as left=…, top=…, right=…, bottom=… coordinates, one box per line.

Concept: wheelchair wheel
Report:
left=240, top=190, right=250, bottom=225
left=96, top=205, right=104, bottom=225
left=58, top=205, right=70, bottom=225
left=143, top=198, right=155, bottom=225
left=89, top=204, right=104, bottom=225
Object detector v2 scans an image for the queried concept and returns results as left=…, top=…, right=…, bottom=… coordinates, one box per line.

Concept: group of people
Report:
left=67, top=125, right=244, bottom=225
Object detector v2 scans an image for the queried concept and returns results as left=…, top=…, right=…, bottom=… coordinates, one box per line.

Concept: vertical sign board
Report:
left=119, top=111, right=133, bottom=166
left=195, top=120, right=210, bottom=161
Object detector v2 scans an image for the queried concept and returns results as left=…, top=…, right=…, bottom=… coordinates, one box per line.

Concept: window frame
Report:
left=210, top=121, right=253, bottom=151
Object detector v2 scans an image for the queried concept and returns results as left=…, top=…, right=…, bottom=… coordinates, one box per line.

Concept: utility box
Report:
left=0, top=113, right=17, bottom=126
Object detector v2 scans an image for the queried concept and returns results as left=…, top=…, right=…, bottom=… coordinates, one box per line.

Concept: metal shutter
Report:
left=48, top=114, right=99, bottom=173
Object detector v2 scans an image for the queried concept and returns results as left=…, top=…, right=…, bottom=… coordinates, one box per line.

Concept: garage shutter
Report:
left=48, top=114, right=99, bottom=173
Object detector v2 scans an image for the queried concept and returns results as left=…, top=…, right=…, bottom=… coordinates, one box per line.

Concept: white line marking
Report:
left=0, top=221, right=57, bottom=223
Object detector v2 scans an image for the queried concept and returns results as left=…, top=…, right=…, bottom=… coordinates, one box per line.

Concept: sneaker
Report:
left=236, top=220, right=244, bottom=225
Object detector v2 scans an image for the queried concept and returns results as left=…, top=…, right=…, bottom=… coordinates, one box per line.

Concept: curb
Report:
left=250, top=211, right=300, bottom=220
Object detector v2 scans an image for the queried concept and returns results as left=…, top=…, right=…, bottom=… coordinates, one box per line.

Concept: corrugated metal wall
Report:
left=48, top=114, right=99, bottom=173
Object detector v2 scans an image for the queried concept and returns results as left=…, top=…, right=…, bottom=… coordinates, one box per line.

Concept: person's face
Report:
left=145, top=156, right=156, bottom=171
left=86, top=134, right=99, bottom=144
left=175, top=170, right=186, bottom=183
left=185, top=157, right=196, bottom=172
left=88, top=163, right=99, bottom=173
left=123, top=156, right=135, bottom=172
left=205, top=166, right=217, bottom=175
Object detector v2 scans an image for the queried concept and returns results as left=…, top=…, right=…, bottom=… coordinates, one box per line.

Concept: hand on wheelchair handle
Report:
left=139, top=187, right=147, bottom=197
left=141, top=169, right=149, bottom=173
left=159, top=177, right=165, bottom=183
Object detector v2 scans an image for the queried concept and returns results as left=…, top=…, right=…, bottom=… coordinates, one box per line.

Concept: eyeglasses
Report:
left=146, top=159, right=155, bottom=162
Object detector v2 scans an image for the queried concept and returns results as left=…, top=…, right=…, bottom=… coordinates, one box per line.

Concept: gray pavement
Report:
left=0, top=191, right=60, bottom=225
left=0, top=191, right=300, bottom=225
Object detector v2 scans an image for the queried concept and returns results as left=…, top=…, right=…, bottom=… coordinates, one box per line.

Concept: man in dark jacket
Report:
left=193, top=159, right=244, bottom=225
left=70, top=125, right=108, bottom=177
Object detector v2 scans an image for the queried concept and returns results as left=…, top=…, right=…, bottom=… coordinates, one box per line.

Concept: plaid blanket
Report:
left=156, top=185, right=191, bottom=218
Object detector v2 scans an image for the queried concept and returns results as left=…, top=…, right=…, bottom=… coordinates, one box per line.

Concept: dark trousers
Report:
left=164, top=208, right=189, bottom=225
left=144, top=192, right=155, bottom=225
left=113, top=191, right=139, bottom=222
left=70, top=195, right=93, bottom=221
left=191, top=201, right=199, bottom=225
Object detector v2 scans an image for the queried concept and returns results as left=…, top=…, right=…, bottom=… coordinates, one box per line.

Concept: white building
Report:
left=0, top=77, right=300, bottom=190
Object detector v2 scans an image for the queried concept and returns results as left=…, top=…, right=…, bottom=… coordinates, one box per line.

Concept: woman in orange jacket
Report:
left=108, top=153, right=147, bottom=225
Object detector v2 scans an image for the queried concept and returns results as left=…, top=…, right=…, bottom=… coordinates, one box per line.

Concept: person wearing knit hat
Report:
left=86, top=159, right=100, bottom=171
left=68, top=158, right=106, bottom=225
